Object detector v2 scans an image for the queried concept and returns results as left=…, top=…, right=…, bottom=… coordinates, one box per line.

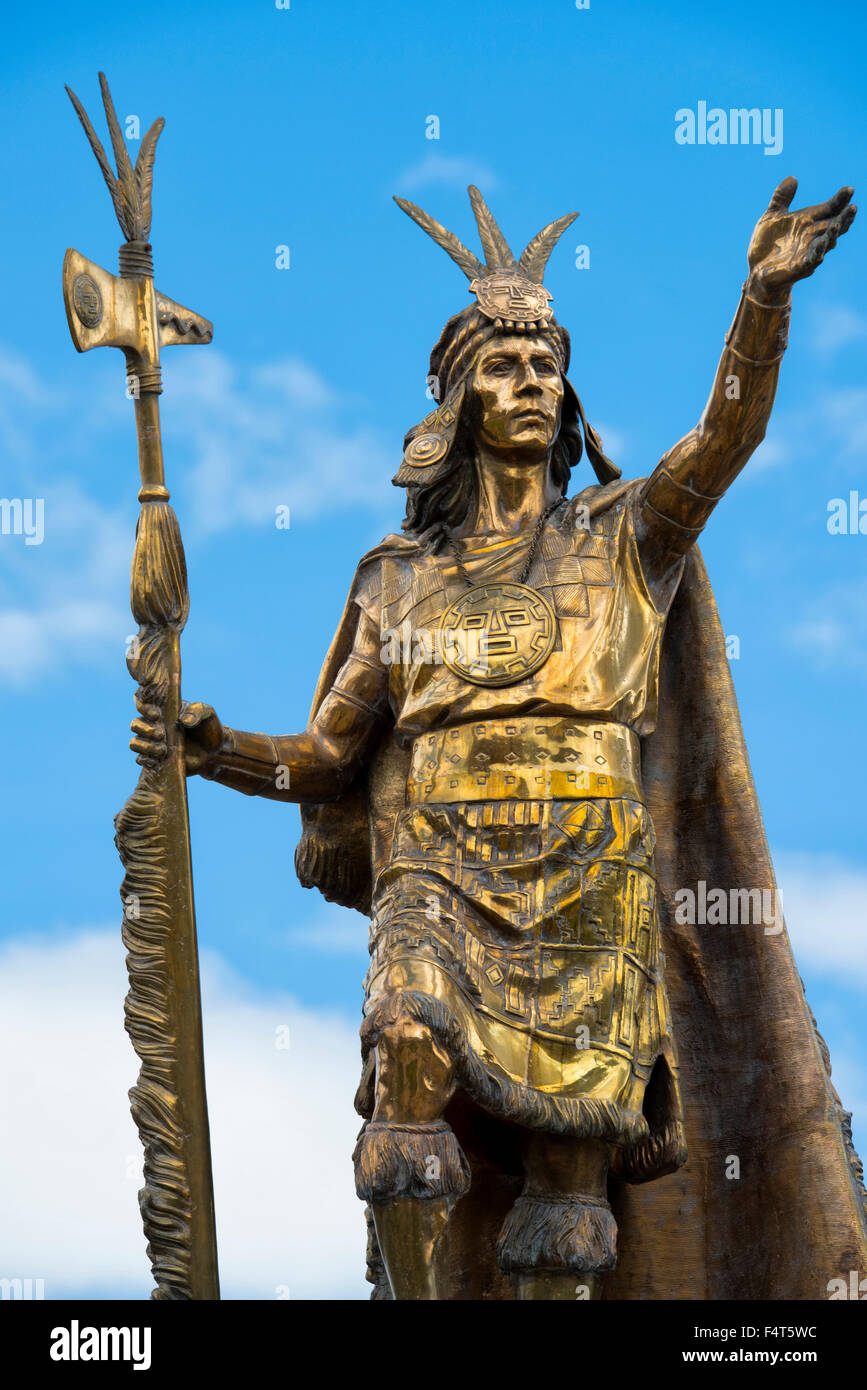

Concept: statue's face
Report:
left=469, top=335, right=564, bottom=459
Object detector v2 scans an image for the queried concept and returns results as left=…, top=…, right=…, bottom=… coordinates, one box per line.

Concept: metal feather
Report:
left=67, top=75, right=164, bottom=245
left=393, top=196, right=483, bottom=281
left=467, top=185, right=515, bottom=269
left=519, top=212, right=580, bottom=283
left=135, top=118, right=165, bottom=239
left=65, top=83, right=126, bottom=230
left=99, top=72, right=139, bottom=239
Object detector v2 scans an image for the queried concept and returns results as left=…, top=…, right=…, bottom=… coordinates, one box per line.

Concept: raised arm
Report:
left=130, top=607, right=391, bottom=803
left=637, top=178, right=856, bottom=577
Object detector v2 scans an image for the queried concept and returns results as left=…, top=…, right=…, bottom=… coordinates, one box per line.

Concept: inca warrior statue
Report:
left=129, top=172, right=867, bottom=1299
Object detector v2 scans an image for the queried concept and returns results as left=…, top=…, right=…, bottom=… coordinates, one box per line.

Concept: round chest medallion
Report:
left=440, top=581, right=557, bottom=687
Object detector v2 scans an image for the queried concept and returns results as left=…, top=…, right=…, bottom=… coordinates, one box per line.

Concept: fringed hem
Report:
left=295, top=826, right=370, bottom=913
left=361, top=989, right=651, bottom=1146
left=497, top=1194, right=618, bottom=1274
left=609, top=1119, right=687, bottom=1183
left=353, top=1119, right=471, bottom=1202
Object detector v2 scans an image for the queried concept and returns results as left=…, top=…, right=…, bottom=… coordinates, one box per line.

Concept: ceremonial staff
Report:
left=62, top=74, right=219, bottom=1299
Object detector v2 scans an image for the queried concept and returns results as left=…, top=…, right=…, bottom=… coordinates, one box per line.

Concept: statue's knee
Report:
left=373, top=1017, right=454, bottom=1122
left=354, top=1006, right=469, bottom=1205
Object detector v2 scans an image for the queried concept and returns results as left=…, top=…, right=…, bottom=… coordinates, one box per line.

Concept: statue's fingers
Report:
left=806, top=231, right=832, bottom=268
left=802, top=204, right=856, bottom=246
left=179, top=700, right=214, bottom=728
left=134, top=693, right=160, bottom=719
left=131, top=735, right=165, bottom=758
left=767, top=176, right=798, bottom=213
left=130, top=717, right=160, bottom=739
left=813, top=185, right=854, bottom=220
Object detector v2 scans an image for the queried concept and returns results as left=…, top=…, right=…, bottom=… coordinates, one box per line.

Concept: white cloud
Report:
left=0, top=343, right=399, bottom=685
left=162, top=351, right=396, bottom=534
left=747, top=434, right=789, bottom=473
left=818, top=386, right=867, bottom=458
left=0, top=345, right=66, bottom=464
left=0, top=480, right=130, bottom=686
left=0, top=929, right=368, bottom=1300
left=787, top=580, right=867, bottom=673
left=809, top=303, right=867, bottom=357
left=395, top=153, right=500, bottom=194
left=286, top=904, right=369, bottom=955
left=774, top=851, right=867, bottom=986
left=593, top=421, right=627, bottom=465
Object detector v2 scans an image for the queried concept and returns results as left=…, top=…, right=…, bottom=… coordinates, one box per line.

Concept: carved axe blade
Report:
left=62, top=248, right=213, bottom=357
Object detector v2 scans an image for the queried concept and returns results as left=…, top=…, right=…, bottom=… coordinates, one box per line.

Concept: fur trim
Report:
left=610, top=1120, right=687, bottom=1184
left=361, top=990, right=651, bottom=1146
left=497, top=1194, right=617, bottom=1275
left=353, top=1119, right=471, bottom=1202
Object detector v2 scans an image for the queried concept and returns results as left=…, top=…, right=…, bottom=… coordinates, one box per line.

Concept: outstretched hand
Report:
left=748, top=177, right=856, bottom=299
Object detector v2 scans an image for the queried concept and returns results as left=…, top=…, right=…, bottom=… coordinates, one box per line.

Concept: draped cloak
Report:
left=294, top=479, right=867, bottom=1300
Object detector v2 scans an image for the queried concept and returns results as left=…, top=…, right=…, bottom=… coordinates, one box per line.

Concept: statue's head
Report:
left=392, top=187, right=618, bottom=541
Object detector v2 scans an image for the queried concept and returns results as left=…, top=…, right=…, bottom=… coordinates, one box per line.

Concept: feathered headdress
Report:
left=393, top=186, right=619, bottom=488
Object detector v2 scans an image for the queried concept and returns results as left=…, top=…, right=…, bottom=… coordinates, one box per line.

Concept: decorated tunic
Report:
left=350, top=483, right=687, bottom=1160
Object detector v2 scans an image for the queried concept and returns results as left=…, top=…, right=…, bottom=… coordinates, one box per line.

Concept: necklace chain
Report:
left=447, top=496, right=567, bottom=590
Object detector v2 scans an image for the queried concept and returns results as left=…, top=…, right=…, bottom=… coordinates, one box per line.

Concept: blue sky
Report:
left=1, top=0, right=866, bottom=1299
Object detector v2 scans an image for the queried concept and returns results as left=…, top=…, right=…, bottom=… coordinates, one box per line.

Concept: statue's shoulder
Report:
left=354, top=532, right=420, bottom=568
left=349, top=532, right=424, bottom=618
left=568, top=477, right=641, bottom=523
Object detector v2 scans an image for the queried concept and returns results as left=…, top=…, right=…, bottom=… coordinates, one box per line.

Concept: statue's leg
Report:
left=353, top=1008, right=470, bottom=1300
left=496, top=1133, right=616, bottom=1301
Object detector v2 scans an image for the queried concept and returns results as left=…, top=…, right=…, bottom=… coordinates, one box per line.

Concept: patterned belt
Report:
left=406, top=717, right=643, bottom=804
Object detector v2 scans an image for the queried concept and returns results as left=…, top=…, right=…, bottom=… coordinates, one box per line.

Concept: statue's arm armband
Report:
left=637, top=282, right=792, bottom=570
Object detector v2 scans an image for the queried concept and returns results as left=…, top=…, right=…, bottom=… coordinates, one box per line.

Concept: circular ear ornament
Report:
left=404, top=432, right=449, bottom=467
left=395, top=382, right=466, bottom=485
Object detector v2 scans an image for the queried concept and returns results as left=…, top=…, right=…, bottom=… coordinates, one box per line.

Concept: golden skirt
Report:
left=363, top=786, right=682, bottom=1156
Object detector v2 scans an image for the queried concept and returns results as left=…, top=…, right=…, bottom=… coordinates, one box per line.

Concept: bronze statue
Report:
left=68, top=73, right=866, bottom=1300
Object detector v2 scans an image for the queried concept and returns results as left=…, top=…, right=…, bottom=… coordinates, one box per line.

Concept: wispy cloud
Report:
left=0, top=928, right=368, bottom=1299
left=594, top=421, right=628, bottom=466
left=0, top=345, right=398, bottom=684
left=775, top=850, right=867, bottom=986
left=286, top=905, right=369, bottom=955
left=395, top=153, right=500, bottom=195
left=787, top=580, right=867, bottom=674
left=737, top=383, right=867, bottom=484
left=818, top=386, right=867, bottom=458
left=164, top=350, right=396, bottom=534
left=0, top=481, right=130, bottom=686
left=809, top=302, right=867, bottom=357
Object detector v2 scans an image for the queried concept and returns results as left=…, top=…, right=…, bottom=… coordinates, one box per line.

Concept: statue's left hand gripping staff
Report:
left=63, top=73, right=219, bottom=1300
